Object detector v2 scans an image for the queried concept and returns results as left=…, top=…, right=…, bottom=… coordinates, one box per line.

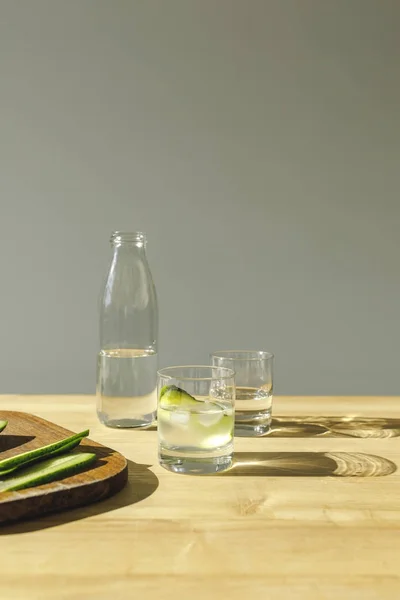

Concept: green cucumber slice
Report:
left=159, top=385, right=201, bottom=408
left=0, top=452, right=97, bottom=493
left=0, top=421, right=7, bottom=433
left=0, top=429, right=89, bottom=476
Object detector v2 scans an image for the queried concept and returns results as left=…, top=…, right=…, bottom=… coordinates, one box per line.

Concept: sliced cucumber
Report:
left=0, top=452, right=97, bottom=493
left=0, top=429, right=89, bottom=476
left=159, top=385, right=201, bottom=408
left=0, top=421, right=7, bottom=433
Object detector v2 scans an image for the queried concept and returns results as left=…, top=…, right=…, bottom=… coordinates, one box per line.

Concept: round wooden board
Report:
left=0, top=411, right=128, bottom=524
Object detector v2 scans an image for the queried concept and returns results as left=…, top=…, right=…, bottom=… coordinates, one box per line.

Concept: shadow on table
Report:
left=0, top=459, right=159, bottom=535
left=226, top=451, right=397, bottom=477
left=265, top=416, right=400, bottom=438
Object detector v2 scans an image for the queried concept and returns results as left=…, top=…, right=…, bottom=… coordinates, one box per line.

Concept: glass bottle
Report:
left=97, top=231, right=158, bottom=428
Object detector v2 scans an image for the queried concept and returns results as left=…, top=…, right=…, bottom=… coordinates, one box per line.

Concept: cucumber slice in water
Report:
left=159, top=385, right=201, bottom=407
left=0, top=429, right=89, bottom=476
left=158, top=385, right=234, bottom=449
left=0, top=421, right=7, bottom=433
left=0, top=452, right=97, bottom=493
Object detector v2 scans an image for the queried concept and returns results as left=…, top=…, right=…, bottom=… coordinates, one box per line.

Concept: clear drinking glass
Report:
left=97, top=231, right=158, bottom=428
left=157, top=366, right=235, bottom=475
left=211, top=351, right=274, bottom=436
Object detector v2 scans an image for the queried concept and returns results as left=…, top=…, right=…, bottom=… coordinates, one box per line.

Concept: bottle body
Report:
left=97, top=232, right=158, bottom=428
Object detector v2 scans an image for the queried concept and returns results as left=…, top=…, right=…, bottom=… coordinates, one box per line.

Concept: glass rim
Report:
left=211, top=350, right=274, bottom=361
left=157, top=365, right=235, bottom=381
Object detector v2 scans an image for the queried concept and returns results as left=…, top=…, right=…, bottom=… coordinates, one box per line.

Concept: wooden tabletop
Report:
left=1, top=395, right=400, bottom=599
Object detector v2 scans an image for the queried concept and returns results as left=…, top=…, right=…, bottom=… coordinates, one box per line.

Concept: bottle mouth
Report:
left=110, top=231, right=147, bottom=247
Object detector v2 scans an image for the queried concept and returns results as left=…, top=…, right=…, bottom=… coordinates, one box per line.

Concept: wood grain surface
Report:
left=0, top=411, right=128, bottom=524
left=0, top=395, right=400, bottom=600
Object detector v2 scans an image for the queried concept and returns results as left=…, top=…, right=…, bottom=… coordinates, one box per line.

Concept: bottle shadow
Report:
left=0, top=459, right=159, bottom=534
left=265, top=416, right=400, bottom=438
left=225, top=451, right=396, bottom=477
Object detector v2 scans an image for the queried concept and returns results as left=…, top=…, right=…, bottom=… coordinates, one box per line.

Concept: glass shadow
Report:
left=266, top=416, right=400, bottom=438
left=227, top=451, right=396, bottom=477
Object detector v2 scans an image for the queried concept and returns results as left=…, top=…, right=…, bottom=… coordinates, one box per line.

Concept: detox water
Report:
left=234, top=385, right=272, bottom=435
left=158, top=390, right=234, bottom=474
left=97, top=348, right=157, bottom=428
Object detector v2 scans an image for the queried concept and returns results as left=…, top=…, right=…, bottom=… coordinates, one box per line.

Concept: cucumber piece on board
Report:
left=0, top=453, right=97, bottom=493
left=0, top=429, right=89, bottom=476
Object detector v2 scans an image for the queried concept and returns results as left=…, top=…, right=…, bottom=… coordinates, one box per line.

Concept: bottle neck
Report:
left=111, top=231, right=147, bottom=253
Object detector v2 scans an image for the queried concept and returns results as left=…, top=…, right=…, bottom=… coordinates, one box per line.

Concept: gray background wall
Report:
left=0, top=0, right=399, bottom=395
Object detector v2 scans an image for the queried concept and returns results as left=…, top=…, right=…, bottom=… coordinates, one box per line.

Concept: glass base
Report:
left=234, top=410, right=272, bottom=437
left=159, top=453, right=233, bottom=475
left=235, top=422, right=271, bottom=437
left=97, top=411, right=155, bottom=429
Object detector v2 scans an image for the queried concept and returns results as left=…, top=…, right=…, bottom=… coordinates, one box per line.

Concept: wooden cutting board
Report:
left=0, top=410, right=128, bottom=525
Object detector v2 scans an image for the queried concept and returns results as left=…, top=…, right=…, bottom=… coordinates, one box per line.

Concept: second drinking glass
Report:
left=211, top=350, right=274, bottom=436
